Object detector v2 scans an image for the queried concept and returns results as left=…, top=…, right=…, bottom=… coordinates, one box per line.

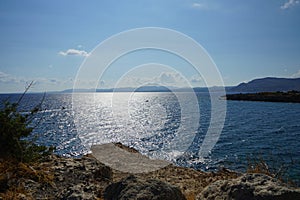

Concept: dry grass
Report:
left=247, top=157, right=272, bottom=176
left=246, top=155, right=296, bottom=186
left=0, top=159, right=54, bottom=199
left=1, top=186, right=33, bottom=200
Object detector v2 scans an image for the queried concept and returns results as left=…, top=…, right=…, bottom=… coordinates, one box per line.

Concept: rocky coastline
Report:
left=226, top=91, right=300, bottom=103
left=1, top=143, right=300, bottom=200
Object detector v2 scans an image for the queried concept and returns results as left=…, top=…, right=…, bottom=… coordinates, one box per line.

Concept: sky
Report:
left=0, top=0, right=300, bottom=93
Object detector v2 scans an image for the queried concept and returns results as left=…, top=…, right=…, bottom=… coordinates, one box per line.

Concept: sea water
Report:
left=1, top=92, right=299, bottom=183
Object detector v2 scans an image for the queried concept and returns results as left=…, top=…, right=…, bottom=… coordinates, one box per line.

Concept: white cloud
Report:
left=111, top=72, right=189, bottom=89
left=158, top=72, right=177, bottom=83
left=0, top=71, right=9, bottom=79
left=59, top=49, right=89, bottom=57
left=191, top=2, right=206, bottom=9
left=192, top=3, right=202, bottom=8
left=190, top=75, right=202, bottom=83
left=291, top=69, right=300, bottom=78
left=154, top=72, right=187, bottom=86
left=0, top=71, right=22, bottom=83
left=0, top=70, right=75, bottom=93
left=281, top=0, right=299, bottom=10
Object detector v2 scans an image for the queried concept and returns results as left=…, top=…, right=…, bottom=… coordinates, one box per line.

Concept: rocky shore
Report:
left=226, top=91, right=300, bottom=103
left=1, top=143, right=300, bottom=200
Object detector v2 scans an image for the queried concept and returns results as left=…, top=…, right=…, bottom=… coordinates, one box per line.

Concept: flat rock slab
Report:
left=91, top=143, right=170, bottom=173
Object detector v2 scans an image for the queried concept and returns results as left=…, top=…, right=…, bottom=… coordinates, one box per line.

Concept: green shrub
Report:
left=0, top=82, right=54, bottom=163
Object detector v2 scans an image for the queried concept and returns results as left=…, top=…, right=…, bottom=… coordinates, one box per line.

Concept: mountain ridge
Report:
left=230, top=77, right=300, bottom=93
left=60, top=86, right=232, bottom=93
left=55, top=77, right=300, bottom=94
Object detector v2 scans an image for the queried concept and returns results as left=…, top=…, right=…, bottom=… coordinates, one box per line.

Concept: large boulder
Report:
left=104, top=175, right=186, bottom=200
left=197, top=173, right=300, bottom=200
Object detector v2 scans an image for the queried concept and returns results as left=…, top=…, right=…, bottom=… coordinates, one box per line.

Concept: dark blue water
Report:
left=1, top=93, right=299, bottom=183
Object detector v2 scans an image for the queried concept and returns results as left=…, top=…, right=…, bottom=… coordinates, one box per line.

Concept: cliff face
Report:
left=230, top=77, right=300, bottom=93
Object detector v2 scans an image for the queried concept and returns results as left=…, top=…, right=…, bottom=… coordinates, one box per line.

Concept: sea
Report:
left=1, top=92, right=299, bottom=183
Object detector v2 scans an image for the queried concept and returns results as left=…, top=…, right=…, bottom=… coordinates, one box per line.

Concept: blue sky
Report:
left=0, top=0, right=300, bottom=93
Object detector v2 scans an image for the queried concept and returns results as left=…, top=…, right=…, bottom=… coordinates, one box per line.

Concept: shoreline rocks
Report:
left=226, top=91, right=300, bottom=103
left=197, top=173, right=300, bottom=200
left=104, top=175, right=186, bottom=200
left=1, top=143, right=300, bottom=200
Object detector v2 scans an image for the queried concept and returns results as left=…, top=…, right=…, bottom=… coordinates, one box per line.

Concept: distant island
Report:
left=226, top=77, right=300, bottom=103
left=226, top=91, right=300, bottom=103
left=229, top=77, right=300, bottom=93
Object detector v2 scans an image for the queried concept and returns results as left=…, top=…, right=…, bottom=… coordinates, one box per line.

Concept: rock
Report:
left=52, top=155, right=112, bottom=199
left=16, top=193, right=28, bottom=200
left=104, top=175, right=186, bottom=200
left=53, top=155, right=112, bottom=184
left=0, top=173, right=8, bottom=192
left=58, top=183, right=97, bottom=200
left=13, top=154, right=113, bottom=199
left=197, top=173, right=300, bottom=200
left=91, top=143, right=170, bottom=173
left=113, top=142, right=140, bottom=153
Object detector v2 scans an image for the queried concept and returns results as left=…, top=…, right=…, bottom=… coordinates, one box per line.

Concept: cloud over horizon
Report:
left=59, top=49, right=89, bottom=57
left=106, top=71, right=203, bottom=89
left=0, top=71, right=24, bottom=84
left=0, top=71, right=9, bottom=79
left=291, top=69, right=300, bottom=78
left=281, top=0, right=299, bottom=9
left=0, top=70, right=74, bottom=93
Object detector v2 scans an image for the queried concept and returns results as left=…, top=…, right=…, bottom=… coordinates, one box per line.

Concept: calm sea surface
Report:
left=1, top=92, right=299, bottom=182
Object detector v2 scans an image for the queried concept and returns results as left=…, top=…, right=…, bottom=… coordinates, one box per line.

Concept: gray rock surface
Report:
left=52, top=155, right=112, bottom=199
left=197, top=173, right=300, bottom=200
left=24, top=155, right=112, bottom=199
left=92, top=143, right=170, bottom=173
left=104, top=175, right=186, bottom=200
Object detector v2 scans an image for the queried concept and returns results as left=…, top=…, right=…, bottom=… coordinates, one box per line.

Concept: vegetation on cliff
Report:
left=0, top=82, right=54, bottom=163
left=0, top=83, right=55, bottom=198
left=226, top=90, right=300, bottom=103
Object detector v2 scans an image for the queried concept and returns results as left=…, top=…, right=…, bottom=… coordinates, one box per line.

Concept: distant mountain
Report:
left=230, top=77, right=300, bottom=93
left=60, top=86, right=232, bottom=93
left=61, top=88, right=96, bottom=93
left=61, top=86, right=174, bottom=93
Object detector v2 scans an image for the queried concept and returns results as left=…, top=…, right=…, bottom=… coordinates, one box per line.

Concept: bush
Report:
left=0, top=82, right=54, bottom=163
left=246, top=153, right=296, bottom=186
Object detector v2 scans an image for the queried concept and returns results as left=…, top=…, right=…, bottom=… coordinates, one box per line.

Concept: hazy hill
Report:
left=61, top=86, right=232, bottom=93
left=230, top=77, right=300, bottom=93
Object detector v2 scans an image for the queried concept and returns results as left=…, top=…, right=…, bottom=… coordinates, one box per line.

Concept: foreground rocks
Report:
left=197, top=173, right=300, bottom=200
left=51, top=155, right=112, bottom=199
left=0, top=155, right=112, bottom=199
left=1, top=143, right=300, bottom=200
left=104, top=175, right=186, bottom=200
